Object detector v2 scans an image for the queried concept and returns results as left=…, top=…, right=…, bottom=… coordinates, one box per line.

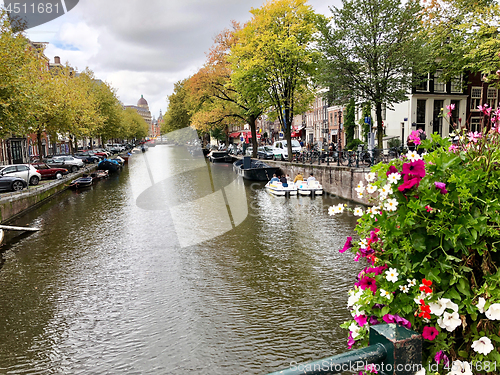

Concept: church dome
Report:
left=137, top=95, right=148, bottom=106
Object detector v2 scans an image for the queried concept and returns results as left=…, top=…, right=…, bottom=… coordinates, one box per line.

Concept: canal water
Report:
left=0, top=144, right=361, bottom=374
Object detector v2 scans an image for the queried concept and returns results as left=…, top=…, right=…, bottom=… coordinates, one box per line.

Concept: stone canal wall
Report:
left=0, top=166, right=96, bottom=223
left=264, top=160, right=370, bottom=205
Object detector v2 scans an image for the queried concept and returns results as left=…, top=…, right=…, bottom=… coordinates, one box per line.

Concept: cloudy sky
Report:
left=12, top=0, right=342, bottom=118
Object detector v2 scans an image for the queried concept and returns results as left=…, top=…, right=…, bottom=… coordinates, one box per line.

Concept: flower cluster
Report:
left=333, top=125, right=500, bottom=374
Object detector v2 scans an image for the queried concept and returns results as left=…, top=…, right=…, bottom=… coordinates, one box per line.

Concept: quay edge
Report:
left=260, top=159, right=370, bottom=205
left=0, top=165, right=97, bottom=223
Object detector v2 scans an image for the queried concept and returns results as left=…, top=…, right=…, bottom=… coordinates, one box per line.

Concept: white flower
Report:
left=414, top=292, right=429, bottom=304
left=387, top=172, right=402, bottom=184
left=477, top=297, right=486, bottom=313
left=353, top=207, right=364, bottom=217
left=335, top=204, right=346, bottom=214
left=485, top=303, right=500, bottom=320
left=357, top=191, right=364, bottom=199
left=365, top=172, right=376, bottom=183
left=328, top=206, right=336, bottom=216
left=380, top=289, right=392, bottom=300
left=406, top=150, right=422, bottom=162
left=407, top=279, right=417, bottom=287
left=355, top=181, right=365, bottom=193
left=371, top=206, right=381, bottom=216
left=471, top=336, right=494, bottom=355
left=379, top=184, right=393, bottom=196
left=347, top=289, right=363, bottom=307
left=384, top=199, right=398, bottom=212
left=349, top=322, right=361, bottom=339
left=366, top=184, right=377, bottom=194
left=415, top=367, right=426, bottom=375
left=399, top=285, right=409, bottom=293
left=385, top=268, right=399, bottom=283
left=429, top=298, right=458, bottom=317
left=437, top=311, right=461, bottom=332
left=359, top=239, right=367, bottom=249
left=447, top=360, right=473, bottom=375
left=352, top=305, right=365, bottom=316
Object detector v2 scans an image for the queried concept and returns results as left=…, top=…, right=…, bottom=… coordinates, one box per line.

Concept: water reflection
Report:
left=0, top=145, right=361, bottom=374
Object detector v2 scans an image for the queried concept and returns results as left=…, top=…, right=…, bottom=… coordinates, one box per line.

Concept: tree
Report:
left=229, top=0, right=325, bottom=161
left=187, top=22, right=265, bottom=157
left=121, top=108, right=148, bottom=140
left=318, top=0, right=428, bottom=148
left=344, top=98, right=356, bottom=149
left=421, top=0, right=500, bottom=82
left=162, top=79, right=193, bottom=134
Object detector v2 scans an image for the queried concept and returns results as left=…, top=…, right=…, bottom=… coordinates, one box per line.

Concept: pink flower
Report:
left=354, top=252, right=361, bottom=262
left=398, top=177, right=421, bottom=193
left=340, top=237, right=353, bottom=253
left=347, top=331, right=355, bottom=349
left=386, top=165, right=398, bottom=177
left=434, top=181, right=448, bottom=194
left=408, top=130, right=421, bottom=145
left=422, top=326, right=439, bottom=341
left=446, top=103, right=455, bottom=117
left=369, top=315, right=380, bottom=325
left=448, top=144, right=458, bottom=153
left=357, top=276, right=377, bottom=294
left=365, top=265, right=388, bottom=276
left=365, top=364, right=378, bottom=374
left=402, top=160, right=426, bottom=179
left=354, top=315, right=368, bottom=327
left=467, top=131, right=482, bottom=143
left=435, top=350, right=450, bottom=366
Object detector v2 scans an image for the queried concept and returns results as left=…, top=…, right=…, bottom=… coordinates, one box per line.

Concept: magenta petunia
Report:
left=354, top=315, right=368, bottom=327
left=369, top=315, right=380, bottom=325
left=340, top=236, right=353, bottom=253
left=369, top=230, right=379, bottom=243
left=358, top=276, right=377, bottom=294
left=386, top=165, right=398, bottom=177
left=434, top=350, right=450, bottom=367
left=398, top=177, right=421, bottom=193
left=434, top=181, right=448, bottom=195
left=354, top=252, right=361, bottom=262
left=365, top=265, right=388, bottom=276
left=422, top=326, right=439, bottom=341
left=383, top=314, right=395, bottom=324
left=402, top=160, right=426, bottom=179
left=347, top=331, right=355, bottom=349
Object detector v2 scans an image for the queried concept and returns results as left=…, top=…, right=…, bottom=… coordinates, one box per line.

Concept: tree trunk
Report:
left=36, top=131, right=44, bottom=159
left=249, top=114, right=258, bottom=158
left=69, top=136, right=75, bottom=155
left=285, top=107, right=293, bottom=162
left=375, top=102, right=384, bottom=149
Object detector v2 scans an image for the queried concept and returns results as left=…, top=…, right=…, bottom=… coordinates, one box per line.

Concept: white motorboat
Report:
left=265, top=181, right=297, bottom=196
left=296, top=180, right=323, bottom=196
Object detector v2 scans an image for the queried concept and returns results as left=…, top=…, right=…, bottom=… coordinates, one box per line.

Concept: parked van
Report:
left=272, top=140, right=301, bottom=160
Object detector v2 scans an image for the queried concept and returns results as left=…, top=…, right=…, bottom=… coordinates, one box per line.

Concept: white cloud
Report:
left=25, top=0, right=341, bottom=117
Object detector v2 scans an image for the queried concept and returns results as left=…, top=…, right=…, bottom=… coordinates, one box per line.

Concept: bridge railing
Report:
left=266, top=324, right=422, bottom=375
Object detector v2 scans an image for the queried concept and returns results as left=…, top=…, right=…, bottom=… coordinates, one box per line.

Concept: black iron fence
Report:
left=290, top=147, right=408, bottom=168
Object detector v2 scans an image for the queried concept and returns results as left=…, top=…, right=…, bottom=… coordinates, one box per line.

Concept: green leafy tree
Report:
left=318, top=0, right=428, bottom=149
left=162, top=79, right=193, bottom=134
left=121, top=108, right=148, bottom=140
left=344, top=98, right=356, bottom=150
left=229, top=0, right=325, bottom=161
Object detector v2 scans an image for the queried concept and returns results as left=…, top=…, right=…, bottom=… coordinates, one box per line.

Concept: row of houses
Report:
left=227, top=71, right=493, bottom=150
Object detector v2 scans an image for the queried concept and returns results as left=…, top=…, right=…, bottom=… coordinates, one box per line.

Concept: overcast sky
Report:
left=12, top=0, right=342, bottom=118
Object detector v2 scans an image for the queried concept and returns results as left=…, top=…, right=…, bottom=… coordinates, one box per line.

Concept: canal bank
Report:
left=0, top=165, right=97, bottom=223
left=261, top=159, right=370, bottom=205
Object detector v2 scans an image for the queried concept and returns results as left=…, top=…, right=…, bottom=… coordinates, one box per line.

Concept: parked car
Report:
left=45, top=156, right=84, bottom=173
left=0, top=164, right=42, bottom=185
left=0, top=175, right=27, bottom=192
left=32, top=163, right=68, bottom=180
left=257, top=146, right=274, bottom=159
left=74, top=151, right=101, bottom=164
left=272, top=140, right=301, bottom=160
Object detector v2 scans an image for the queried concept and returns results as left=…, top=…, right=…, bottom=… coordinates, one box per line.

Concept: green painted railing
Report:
left=266, top=324, right=422, bottom=375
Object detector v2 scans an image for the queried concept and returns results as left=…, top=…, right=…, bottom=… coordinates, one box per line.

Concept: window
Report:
left=416, top=99, right=426, bottom=128
left=470, top=117, right=482, bottom=133
left=415, top=73, right=429, bottom=91
left=17, top=165, right=29, bottom=172
left=471, top=87, right=482, bottom=110
left=451, top=75, right=463, bottom=93
left=434, top=70, right=446, bottom=93
left=487, top=88, right=498, bottom=109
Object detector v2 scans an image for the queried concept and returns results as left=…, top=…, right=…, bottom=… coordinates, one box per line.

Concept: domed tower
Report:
left=137, top=94, right=149, bottom=110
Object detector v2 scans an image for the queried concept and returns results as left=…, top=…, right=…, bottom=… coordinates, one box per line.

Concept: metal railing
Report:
left=266, top=324, right=422, bottom=375
left=289, top=147, right=407, bottom=168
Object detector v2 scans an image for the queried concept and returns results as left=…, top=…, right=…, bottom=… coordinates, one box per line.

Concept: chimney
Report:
left=54, top=56, right=60, bottom=64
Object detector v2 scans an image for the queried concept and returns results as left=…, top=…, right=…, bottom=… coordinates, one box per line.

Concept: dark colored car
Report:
left=74, top=152, right=101, bottom=164
left=257, top=146, right=274, bottom=159
left=0, top=175, right=27, bottom=192
left=32, top=163, right=68, bottom=180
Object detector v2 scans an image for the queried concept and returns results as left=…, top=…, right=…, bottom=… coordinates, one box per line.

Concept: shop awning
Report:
left=229, top=132, right=241, bottom=138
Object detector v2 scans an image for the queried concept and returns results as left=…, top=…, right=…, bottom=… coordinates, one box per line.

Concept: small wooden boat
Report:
left=297, top=180, right=323, bottom=196
left=68, top=176, right=93, bottom=190
left=233, top=158, right=280, bottom=181
left=91, top=170, right=109, bottom=180
left=208, top=150, right=233, bottom=163
left=265, top=181, right=297, bottom=196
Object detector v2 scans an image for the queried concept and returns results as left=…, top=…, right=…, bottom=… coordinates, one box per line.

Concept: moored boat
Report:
left=233, top=158, right=280, bottom=181
left=98, top=159, right=122, bottom=173
left=265, top=181, right=297, bottom=196
left=208, top=150, right=233, bottom=163
left=91, top=170, right=109, bottom=180
left=68, top=175, right=93, bottom=190
left=296, top=180, right=323, bottom=196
